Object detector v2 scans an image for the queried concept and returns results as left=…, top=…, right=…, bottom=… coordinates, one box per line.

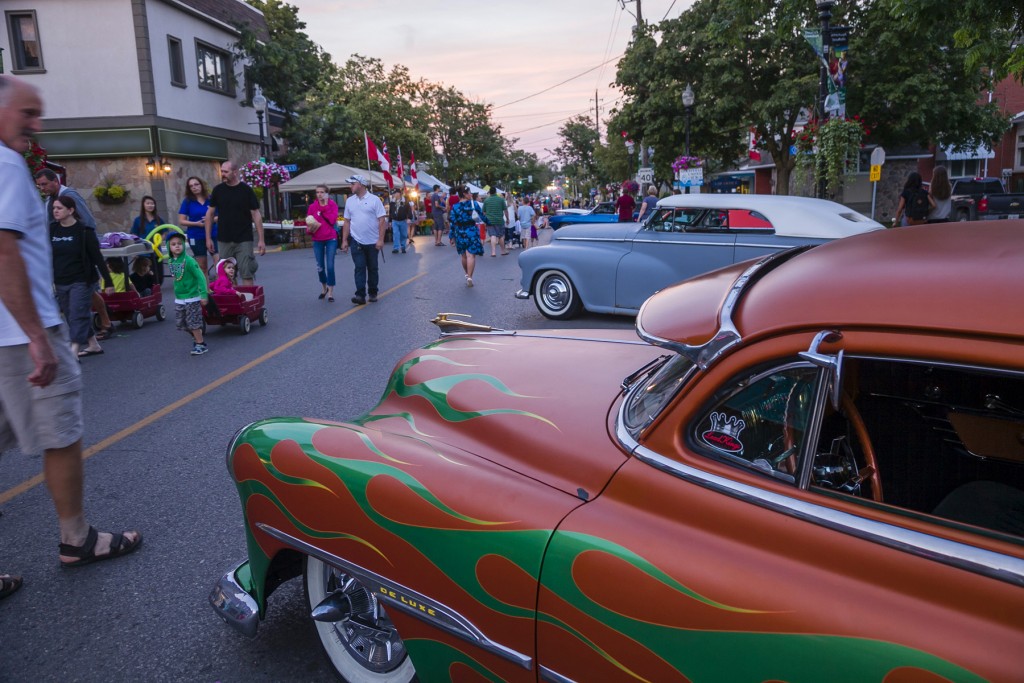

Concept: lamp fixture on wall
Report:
left=146, top=158, right=156, bottom=174
left=161, top=158, right=172, bottom=174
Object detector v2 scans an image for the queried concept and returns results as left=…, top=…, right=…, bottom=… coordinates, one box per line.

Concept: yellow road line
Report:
left=0, top=273, right=425, bottom=506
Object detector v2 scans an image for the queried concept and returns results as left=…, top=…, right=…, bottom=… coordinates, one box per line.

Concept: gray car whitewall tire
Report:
left=533, top=269, right=583, bottom=320
left=304, top=555, right=417, bottom=683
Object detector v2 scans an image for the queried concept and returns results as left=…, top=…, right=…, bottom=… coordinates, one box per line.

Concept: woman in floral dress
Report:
left=447, top=186, right=485, bottom=287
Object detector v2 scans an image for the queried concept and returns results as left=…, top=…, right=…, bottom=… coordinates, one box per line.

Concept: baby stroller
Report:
left=96, top=240, right=165, bottom=330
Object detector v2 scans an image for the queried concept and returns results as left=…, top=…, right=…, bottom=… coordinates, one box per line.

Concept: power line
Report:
left=492, top=53, right=625, bottom=110
left=661, top=0, right=678, bottom=21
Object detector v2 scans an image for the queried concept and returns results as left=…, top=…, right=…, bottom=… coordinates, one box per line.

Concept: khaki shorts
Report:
left=0, top=324, right=83, bottom=455
left=219, top=240, right=258, bottom=279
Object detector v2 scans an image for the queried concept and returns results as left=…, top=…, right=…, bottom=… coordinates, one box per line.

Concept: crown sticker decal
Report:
left=701, top=411, right=746, bottom=454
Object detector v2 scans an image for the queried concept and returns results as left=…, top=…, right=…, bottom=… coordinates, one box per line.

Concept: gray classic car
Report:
left=516, top=194, right=884, bottom=320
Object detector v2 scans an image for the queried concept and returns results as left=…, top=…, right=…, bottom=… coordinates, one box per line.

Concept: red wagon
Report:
left=96, top=241, right=165, bottom=329
left=203, top=285, right=268, bottom=335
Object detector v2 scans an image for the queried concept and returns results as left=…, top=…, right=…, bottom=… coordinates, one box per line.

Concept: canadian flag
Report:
left=408, top=151, right=418, bottom=184
left=748, top=127, right=762, bottom=163
left=365, top=132, right=394, bottom=189
left=395, top=147, right=405, bottom=186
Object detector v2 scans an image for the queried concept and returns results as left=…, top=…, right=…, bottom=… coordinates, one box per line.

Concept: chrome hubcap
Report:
left=320, top=568, right=407, bottom=673
left=541, top=276, right=570, bottom=311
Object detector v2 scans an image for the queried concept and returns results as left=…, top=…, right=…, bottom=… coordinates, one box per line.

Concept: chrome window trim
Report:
left=256, top=523, right=533, bottom=670
left=616, top=411, right=1024, bottom=589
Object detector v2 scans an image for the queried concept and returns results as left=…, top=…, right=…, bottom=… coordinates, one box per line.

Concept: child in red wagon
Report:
left=209, top=257, right=252, bottom=301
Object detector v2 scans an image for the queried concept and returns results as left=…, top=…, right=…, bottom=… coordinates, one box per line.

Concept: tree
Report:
left=554, top=116, right=600, bottom=186
left=884, top=0, right=1023, bottom=82
left=847, top=0, right=1011, bottom=151
left=615, top=1, right=820, bottom=195
left=233, top=0, right=333, bottom=117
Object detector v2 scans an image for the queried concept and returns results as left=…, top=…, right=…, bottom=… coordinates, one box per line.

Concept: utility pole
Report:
left=590, top=90, right=601, bottom=139
left=622, top=0, right=648, bottom=188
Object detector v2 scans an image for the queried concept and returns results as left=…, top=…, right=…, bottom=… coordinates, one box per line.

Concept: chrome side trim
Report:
left=631, top=239, right=734, bottom=246
left=734, top=242, right=800, bottom=249
left=540, top=665, right=579, bottom=683
left=256, top=523, right=533, bottom=670
left=555, top=237, right=627, bottom=243
left=437, top=330, right=648, bottom=345
left=616, top=431, right=1024, bottom=588
left=636, top=246, right=810, bottom=370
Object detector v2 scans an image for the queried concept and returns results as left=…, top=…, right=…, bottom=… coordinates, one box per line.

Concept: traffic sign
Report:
left=870, top=147, right=885, bottom=167
left=636, top=167, right=654, bottom=184
left=283, top=164, right=298, bottom=172
left=869, top=165, right=881, bottom=182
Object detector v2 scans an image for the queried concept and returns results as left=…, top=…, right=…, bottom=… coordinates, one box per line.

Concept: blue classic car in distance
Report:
left=547, top=201, right=623, bottom=230
left=517, top=194, right=884, bottom=320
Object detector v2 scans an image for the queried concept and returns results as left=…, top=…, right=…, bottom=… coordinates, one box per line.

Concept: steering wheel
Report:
left=779, top=383, right=883, bottom=502
left=840, top=392, right=883, bottom=502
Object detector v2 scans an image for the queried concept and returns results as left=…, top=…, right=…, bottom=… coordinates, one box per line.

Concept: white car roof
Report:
left=656, top=194, right=884, bottom=238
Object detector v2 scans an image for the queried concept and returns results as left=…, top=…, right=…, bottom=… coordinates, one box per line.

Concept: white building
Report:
left=0, top=0, right=267, bottom=228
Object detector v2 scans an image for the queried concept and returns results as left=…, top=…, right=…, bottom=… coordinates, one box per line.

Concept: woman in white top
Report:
left=505, top=196, right=519, bottom=248
left=928, top=165, right=952, bottom=222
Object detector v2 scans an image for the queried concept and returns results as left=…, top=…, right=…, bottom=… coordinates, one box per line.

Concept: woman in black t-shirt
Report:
left=50, top=195, right=113, bottom=357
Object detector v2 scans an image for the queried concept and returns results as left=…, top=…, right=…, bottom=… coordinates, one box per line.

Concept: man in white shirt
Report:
left=341, top=175, right=386, bottom=305
left=0, top=76, right=140, bottom=600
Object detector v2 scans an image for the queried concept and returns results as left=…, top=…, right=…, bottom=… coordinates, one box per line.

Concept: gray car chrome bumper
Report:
left=209, top=561, right=260, bottom=638
left=514, top=289, right=530, bottom=300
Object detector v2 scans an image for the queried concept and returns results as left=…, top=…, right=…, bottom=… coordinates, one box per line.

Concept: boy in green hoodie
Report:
left=166, top=232, right=209, bottom=355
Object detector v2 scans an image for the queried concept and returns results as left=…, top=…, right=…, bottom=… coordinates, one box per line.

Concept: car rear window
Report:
left=727, top=210, right=773, bottom=230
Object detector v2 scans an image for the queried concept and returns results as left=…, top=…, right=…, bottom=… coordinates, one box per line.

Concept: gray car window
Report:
left=648, top=208, right=703, bottom=233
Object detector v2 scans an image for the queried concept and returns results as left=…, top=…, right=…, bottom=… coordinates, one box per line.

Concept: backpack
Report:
left=906, top=189, right=930, bottom=220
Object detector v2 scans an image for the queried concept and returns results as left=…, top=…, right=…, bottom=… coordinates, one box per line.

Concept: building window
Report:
left=168, top=36, right=186, bottom=87
left=195, top=40, right=233, bottom=95
left=948, top=159, right=981, bottom=178
left=5, top=11, right=44, bottom=72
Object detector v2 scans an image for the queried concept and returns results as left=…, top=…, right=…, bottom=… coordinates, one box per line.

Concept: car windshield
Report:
left=622, top=354, right=696, bottom=436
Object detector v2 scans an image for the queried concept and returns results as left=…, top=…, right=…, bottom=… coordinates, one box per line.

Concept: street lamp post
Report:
left=625, top=139, right=635, bottom=184
left=682, top=83, right=695, bottom=195
left=816, top=0, right=834, bottom=199
left=252, top=93, right=269, bottom=217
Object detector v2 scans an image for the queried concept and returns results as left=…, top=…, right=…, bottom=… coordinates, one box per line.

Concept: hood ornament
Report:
left=431, top=313, right=505, bottom=334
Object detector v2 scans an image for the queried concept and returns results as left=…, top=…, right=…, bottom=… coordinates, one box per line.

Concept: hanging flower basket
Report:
left=93, top=177, right=129, bottom=205
left=671, top=155, right=702, bottom=173
left=239, top=160, right=292, bottom=188
left=621, top=179, right=639, bottom=194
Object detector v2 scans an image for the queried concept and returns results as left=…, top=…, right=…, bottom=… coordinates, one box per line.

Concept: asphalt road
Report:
left=0, top=228, right=633, bottom=682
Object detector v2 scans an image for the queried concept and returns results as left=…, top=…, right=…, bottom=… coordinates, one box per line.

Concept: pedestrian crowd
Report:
left=0, top=73, right=558, bottom=603
left=893, top=166, right=952, bottom=226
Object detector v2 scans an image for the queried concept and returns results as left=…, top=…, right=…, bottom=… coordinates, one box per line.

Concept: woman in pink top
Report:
left=306, top=184, right=340, bottom=302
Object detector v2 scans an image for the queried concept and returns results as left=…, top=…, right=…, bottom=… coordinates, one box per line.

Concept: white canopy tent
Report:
left=279, top=162, right=390, bottom=193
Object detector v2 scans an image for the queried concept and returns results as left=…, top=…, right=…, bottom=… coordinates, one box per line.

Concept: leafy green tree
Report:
left=234, top=0, right=333, bottom=117
left=884, top=0, right=1023, bottom=82
left=615, top=1, right=820, bottom=194
left=554, top=115, right=600, bottom=186
left=848, top=0, right=1011, bottom=151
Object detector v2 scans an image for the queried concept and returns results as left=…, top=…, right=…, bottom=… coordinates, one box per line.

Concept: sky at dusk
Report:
left=291, top=0, right=689, bottom=161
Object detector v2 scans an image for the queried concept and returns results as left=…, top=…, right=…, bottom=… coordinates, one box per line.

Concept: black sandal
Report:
left=59, top=526, right=142, bottom=568
left=0, top=573, right=22, bottom=600
left=95, top=327, right=114, bottom=341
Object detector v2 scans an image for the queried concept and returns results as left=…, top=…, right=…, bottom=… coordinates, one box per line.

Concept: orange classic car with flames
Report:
left=211, top=221, right=1023, bottom=682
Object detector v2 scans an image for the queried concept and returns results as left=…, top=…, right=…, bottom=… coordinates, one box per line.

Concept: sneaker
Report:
left=191, top=343, right=208, bottom=356
left=401, top=248, right=406, bottom=253
left=368, top=294, right=378, bottom=303
left=351, top=296, right=366, bottom=305
left=391, top=248, right=399, bottom=253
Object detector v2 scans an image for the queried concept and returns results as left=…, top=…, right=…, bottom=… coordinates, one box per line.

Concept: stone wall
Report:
left=55, top=140, right=259, bottom=232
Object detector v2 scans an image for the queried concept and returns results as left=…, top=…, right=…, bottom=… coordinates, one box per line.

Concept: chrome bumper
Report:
left=209, top=561, right=260, bottom=638
left=514, top=289, right=531, bottom=300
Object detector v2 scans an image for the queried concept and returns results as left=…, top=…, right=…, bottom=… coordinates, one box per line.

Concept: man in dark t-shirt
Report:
left=205, top=161, right=264, bottom=285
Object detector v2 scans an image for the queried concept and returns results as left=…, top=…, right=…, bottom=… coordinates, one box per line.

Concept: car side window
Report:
left=593, top=203, right=614, bottom=214
left=727, top=209, right=773, bottom=230
left=646, top=208, right=703, bottom=233
left=692, top=364, right=821, bottom=483
left=810, top=357, right=1024, bottom=541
